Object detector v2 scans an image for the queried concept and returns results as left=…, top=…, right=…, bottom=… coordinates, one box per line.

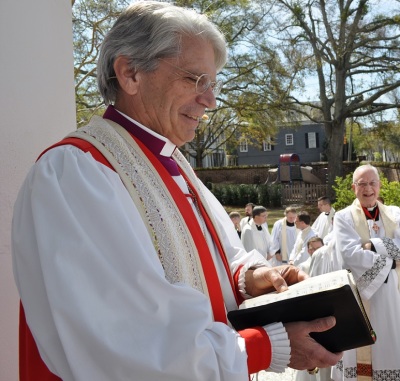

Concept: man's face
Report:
left=317, top=201, right=330, bottom=213
left=352, top=169, right=381, bottom=208
left=308, top=241, right=323, bottom=255
left=254, top=212, right=268, bottom=225
left=286, top=212, right=297, bottom=223
left=230, top=216, right=240, bottom=225
left=294, top=217, right=304, bottom=230
left=125, top=36, right=218, bottom=147
left=244, top=205, right=253, bottom=217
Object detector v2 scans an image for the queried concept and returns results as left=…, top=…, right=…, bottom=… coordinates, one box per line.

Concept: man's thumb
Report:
left=310, top=316, right=336, bottom=332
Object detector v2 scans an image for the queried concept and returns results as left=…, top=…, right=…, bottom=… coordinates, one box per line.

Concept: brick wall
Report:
left=195, top=162, right=400, bottom=185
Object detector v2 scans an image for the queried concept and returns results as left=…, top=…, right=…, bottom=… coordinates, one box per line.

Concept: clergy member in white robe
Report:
left=269, top=207, right=298, bottom=265
left=332, top=164, right=400, bottom=381
left=289, top=211, right=317, bottom=267
left=11, top=3, right=342, bottom=380
left=296, top=236, right=336, bottom=381
left=241, top=206, right=272, bottom=259
left=308, top=232, right=342, bottom=277
left=312, top=197, right=335, bottom=240
left=297, top=237, right=324, bottom=275
left=239, top=202, right=255, bottom=231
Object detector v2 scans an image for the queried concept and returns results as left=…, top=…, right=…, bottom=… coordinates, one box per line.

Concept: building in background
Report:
left=237, top=121, right=326, bottom=166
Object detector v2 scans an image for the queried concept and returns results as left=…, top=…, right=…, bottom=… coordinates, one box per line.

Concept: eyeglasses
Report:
left=159, top=59, right=222, bottom=96
left=353, top=181, right=379, bottom=188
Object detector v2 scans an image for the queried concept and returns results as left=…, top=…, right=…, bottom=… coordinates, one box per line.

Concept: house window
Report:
left=239, top=140, right=248, bottom=152
left=285, top=134, right=294, bottom=146
left=263, top=138, right=274, bottom=151
left=306, top=132, right=319, bottom=148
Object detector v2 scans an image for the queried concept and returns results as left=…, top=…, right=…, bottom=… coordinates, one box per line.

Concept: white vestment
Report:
left=12, top=116, right=290, bottom=381
left=312, top=208, right=335, bottom=240
left=332, top=202, right=400, bottom=380
left=241, top=220, right=272, bottom=259
left=308, top=239, right=341, bottom=277
left=289, top=226, right=318, bottom=266
left=296, top=238, right=340, bottom=381
left=269, top=218, right=298, bottom=264
left=240, top=216, right=252, bottom=231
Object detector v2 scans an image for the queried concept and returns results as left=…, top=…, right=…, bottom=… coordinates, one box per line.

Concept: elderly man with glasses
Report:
left=12, top=2, right=341, bottom=380
left=333, top=164, right=400, bottom=380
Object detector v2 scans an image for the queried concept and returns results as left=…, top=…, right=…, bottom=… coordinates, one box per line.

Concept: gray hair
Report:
left=353, top=164, right=380, bottom=183
left=97, top=1, right=227, bottom=105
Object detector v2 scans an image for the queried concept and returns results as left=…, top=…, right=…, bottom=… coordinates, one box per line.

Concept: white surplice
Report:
left=289, top=226, right=318, bottom=266
left=269, top=218, right=298, bottom=264
left=241, top=220, right=272, bottom=259
left=295, top=236, right=339, bottom=381
left=12, top=117, right=290, bottom=381
left=312, top=208, right=335, bottom=240
left=332, top=203, right=400, bottom=380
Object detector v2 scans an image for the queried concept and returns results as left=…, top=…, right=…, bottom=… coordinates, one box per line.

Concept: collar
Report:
left=363, top=204, right=379, bottom=220
left=103, top=106, right=180, bottom=176
left=367, top=204, right=378, bottom=212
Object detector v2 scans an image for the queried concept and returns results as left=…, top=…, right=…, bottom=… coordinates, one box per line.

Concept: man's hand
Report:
left=285, top=317, right=343, bottom=369
left=245, top=265, right=308, bottom=297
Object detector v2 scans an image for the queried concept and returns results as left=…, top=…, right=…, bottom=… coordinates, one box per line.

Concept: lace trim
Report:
left=356, top=255, right=387, bottom=292
left=382, top=237, right=400, bottom=260
left=72, top=118, right=205, bottom=293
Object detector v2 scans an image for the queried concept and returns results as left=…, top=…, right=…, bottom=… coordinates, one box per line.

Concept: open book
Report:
left=228, top=269, right=376, bottom=352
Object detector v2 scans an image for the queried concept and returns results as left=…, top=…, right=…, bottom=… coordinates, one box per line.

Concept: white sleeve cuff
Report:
left=370, top=238, right=385, bottom=255
left=238, top=260, right=271, bottom=300
left=263, top=322, right=291, bottom=373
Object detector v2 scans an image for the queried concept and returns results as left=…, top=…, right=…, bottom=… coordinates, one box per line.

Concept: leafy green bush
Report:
left=332, top=173, right=355, bottom=211
left=211, top=184, right=224, bottom=203
left=237, top=184, right=258, bottom=205
left=257, top=184, right=270, bottom=207
left=378, top=177, right=400, bottom=206
left=333, top=171, right=400, bottom=211
left=268, top=184, right=283, bottom=207
left=209, top=183, right=282, bottom=207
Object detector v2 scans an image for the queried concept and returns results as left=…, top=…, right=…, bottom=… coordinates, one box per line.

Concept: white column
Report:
left=0, top=1, right=75, bottom=379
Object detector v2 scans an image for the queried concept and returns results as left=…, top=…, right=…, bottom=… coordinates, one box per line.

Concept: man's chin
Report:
left=361, top=198, right=377, bottom=208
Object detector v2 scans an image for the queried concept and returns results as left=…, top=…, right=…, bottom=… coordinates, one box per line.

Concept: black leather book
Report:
left=228, top=269, right=376, bottom=352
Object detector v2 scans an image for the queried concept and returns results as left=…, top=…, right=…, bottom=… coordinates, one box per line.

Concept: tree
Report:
left=73, top=0, right=295, bottom=166
left=73, top=0, right=130, bottom=127
left=355, top=119, right=400, bottom=161
left=174, top=0, right=303, bottom=167
left=264, top=0, right=400, bottom=196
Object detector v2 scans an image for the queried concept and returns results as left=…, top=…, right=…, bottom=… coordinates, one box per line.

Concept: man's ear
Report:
left=113, top=56, right=139, bottom=95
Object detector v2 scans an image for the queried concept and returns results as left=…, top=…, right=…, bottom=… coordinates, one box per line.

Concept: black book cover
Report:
left=228, top=271, right=376, bottom=352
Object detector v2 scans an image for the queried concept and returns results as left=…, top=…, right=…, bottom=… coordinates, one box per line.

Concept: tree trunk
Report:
left=325, top=119, right=345, bottom=199
left=195, top=149, right=204, bottom=168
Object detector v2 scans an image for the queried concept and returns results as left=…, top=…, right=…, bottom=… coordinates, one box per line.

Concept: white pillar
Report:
left=0, top=1, right=75, bottom=379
